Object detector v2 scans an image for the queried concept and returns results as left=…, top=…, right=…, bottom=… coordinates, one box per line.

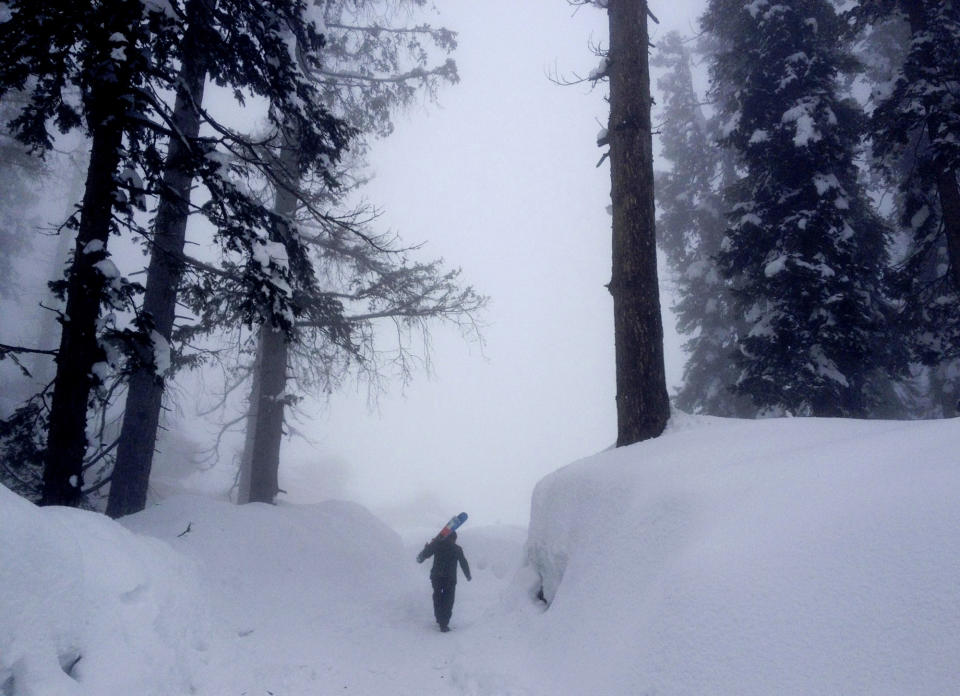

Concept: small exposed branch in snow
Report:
left=0, top=342, right=58, bottom=356
left=64, top=653, right=82, bottom=675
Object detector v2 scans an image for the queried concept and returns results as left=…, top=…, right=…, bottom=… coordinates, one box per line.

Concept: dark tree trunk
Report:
left=246, top=324, right=289, bottom=504
left=41, top=21, right=135, bottom=506
left=606, top=0, right=670, bottom=447
left=936, top=170, right=960, bottom=292
left=107, top=0, right=208, bottom=518
left=243, top=142, right=299, bottom=505
left=236, top=335, right=264, bottom=503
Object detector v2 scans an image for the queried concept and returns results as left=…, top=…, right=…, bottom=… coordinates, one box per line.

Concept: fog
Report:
left=1, top=0, right=708, bottom=528
left=277, top=0, right=707, bottom=527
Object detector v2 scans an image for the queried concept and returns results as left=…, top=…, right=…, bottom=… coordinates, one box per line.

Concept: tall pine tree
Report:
left=852, top=1, right=960, bottom=399
left=1, top=0, right=350, bottom=507
left=106, top=0, right=210, bottom=518
left=107, top=0, right=359, bottom=517
left=214, top=2, right=483, bottom=505
left=653, top=32, right=755, bottom=417
left=603, top=0, right=671, bottom=444
left=1, top=0, right=169, bottom=505
left=702, top=0, right=890, bottom=417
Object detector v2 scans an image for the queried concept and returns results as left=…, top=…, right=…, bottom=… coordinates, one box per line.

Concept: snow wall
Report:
left=526, top=414, right=960, bottom=695
left=0, top=490, right=409, bottom=696
left=0, top=485, right=209, bottom=696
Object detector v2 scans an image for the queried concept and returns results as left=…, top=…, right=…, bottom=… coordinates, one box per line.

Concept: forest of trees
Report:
left=653, top=0, right=960, bottom=420
left=2, top=0, right=960, bottom=512
left=0, top=0, right=484, bottom=512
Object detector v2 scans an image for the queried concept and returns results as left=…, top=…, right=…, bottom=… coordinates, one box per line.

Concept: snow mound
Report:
left=121, top=496, right=420, bottom=695
left=0, top=492, right=415, bottom=696
left=526, top=414, right=960, bottom=695
left=122, top=495, right=409, bottom=600
left=0, top=486, right=209, bottom=696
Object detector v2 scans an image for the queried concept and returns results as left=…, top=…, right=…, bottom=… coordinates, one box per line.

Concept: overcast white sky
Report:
left=277, top=0, right=709, bottom=527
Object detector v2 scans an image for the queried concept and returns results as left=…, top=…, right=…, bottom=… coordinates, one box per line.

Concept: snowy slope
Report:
left=526, top=413, right=960, bottom=695
left=0, top=486, right=209, bottom=696
left=0, top=488, right=528, bottom=695
left=3, top=414, right=960, bottom=695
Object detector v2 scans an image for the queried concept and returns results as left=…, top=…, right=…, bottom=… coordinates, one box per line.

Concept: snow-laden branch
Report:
left=317, top=61, right=454, bottom=86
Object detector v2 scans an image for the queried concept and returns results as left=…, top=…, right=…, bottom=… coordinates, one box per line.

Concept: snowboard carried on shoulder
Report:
left=435, top=512, right=467, bottom=541
left=417, top=512, right=468, bottom=563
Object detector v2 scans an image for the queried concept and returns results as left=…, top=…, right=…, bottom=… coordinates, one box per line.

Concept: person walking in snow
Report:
left=416, top=531, right=471, bottom=632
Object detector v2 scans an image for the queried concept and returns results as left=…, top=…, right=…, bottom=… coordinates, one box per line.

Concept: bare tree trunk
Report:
left=235, top=336, right=263, bottom=504
left=241, top=142, right=299, bottom=505
left=41, top=69, right=130, bottom=506
left=606, top=0, right=670, bottom=447
left=246, top=323, right=289, bottom=504
left=107, top=0, right=208, bottom=518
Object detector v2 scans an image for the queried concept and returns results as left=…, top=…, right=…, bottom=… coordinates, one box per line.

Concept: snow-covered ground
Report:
left=3, top=413, right=960, bottom=695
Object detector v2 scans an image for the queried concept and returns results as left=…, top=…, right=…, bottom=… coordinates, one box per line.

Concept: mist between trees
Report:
left=2, top=0, right=960, bottom=515
left=0, top=0, right=484, bottom=513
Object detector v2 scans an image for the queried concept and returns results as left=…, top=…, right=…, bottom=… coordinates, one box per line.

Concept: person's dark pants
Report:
left=431, top=575, right=456, bottom=627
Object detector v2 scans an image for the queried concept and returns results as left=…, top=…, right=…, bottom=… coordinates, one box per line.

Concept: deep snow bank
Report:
left=526, top=414, right=960, bottom=695
left=0, top=486, right=209, bottom=696
left=122, top=495, right=409, bottom=604
left=0, top=492, right=415, bottom=696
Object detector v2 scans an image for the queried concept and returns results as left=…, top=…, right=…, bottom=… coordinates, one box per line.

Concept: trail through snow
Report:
left=5, top=414, right=960, bottom=695
left=121, top=497, right=539, bottom=696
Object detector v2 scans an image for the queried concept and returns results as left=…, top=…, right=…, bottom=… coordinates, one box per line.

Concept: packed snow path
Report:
left=122, top=498, right=540, bottom=696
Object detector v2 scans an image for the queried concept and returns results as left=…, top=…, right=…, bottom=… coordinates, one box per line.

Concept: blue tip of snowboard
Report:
left=437, top=512, right=468, bottom=539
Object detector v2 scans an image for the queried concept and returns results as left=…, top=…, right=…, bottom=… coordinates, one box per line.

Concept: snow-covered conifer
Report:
left=702, top=0, right=890, bottom=416
left=851, top=1, right=960, bottom=397
left=0, top=0, right=350, bottom=506
left=653, top=32, right=755, bottom=417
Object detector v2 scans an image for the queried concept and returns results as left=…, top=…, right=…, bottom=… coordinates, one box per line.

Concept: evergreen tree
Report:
left=231, top=2, right=483, bottom=505
left=106, top=0, right=210, bottom=518
left=702, top=0, right=890, bottom=416
left=108, top=0, right=356, bottom=517
left=1, top=0, right=168, bottom=506
left=653, top=32, right=755, bottom=417
left=851, top=1, right=960, bottom=389
left=0, top=0, right=349, bottom=507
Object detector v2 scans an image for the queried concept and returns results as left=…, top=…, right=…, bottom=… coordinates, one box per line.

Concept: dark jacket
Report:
left=417, top=534, right=471, bottom=582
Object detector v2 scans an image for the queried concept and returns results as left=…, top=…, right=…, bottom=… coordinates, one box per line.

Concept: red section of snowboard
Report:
left=436, top=512, right=468, bottom=539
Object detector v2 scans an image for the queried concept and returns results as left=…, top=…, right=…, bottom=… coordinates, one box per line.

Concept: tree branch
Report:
left=0, top=342, right=58, bottom=356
